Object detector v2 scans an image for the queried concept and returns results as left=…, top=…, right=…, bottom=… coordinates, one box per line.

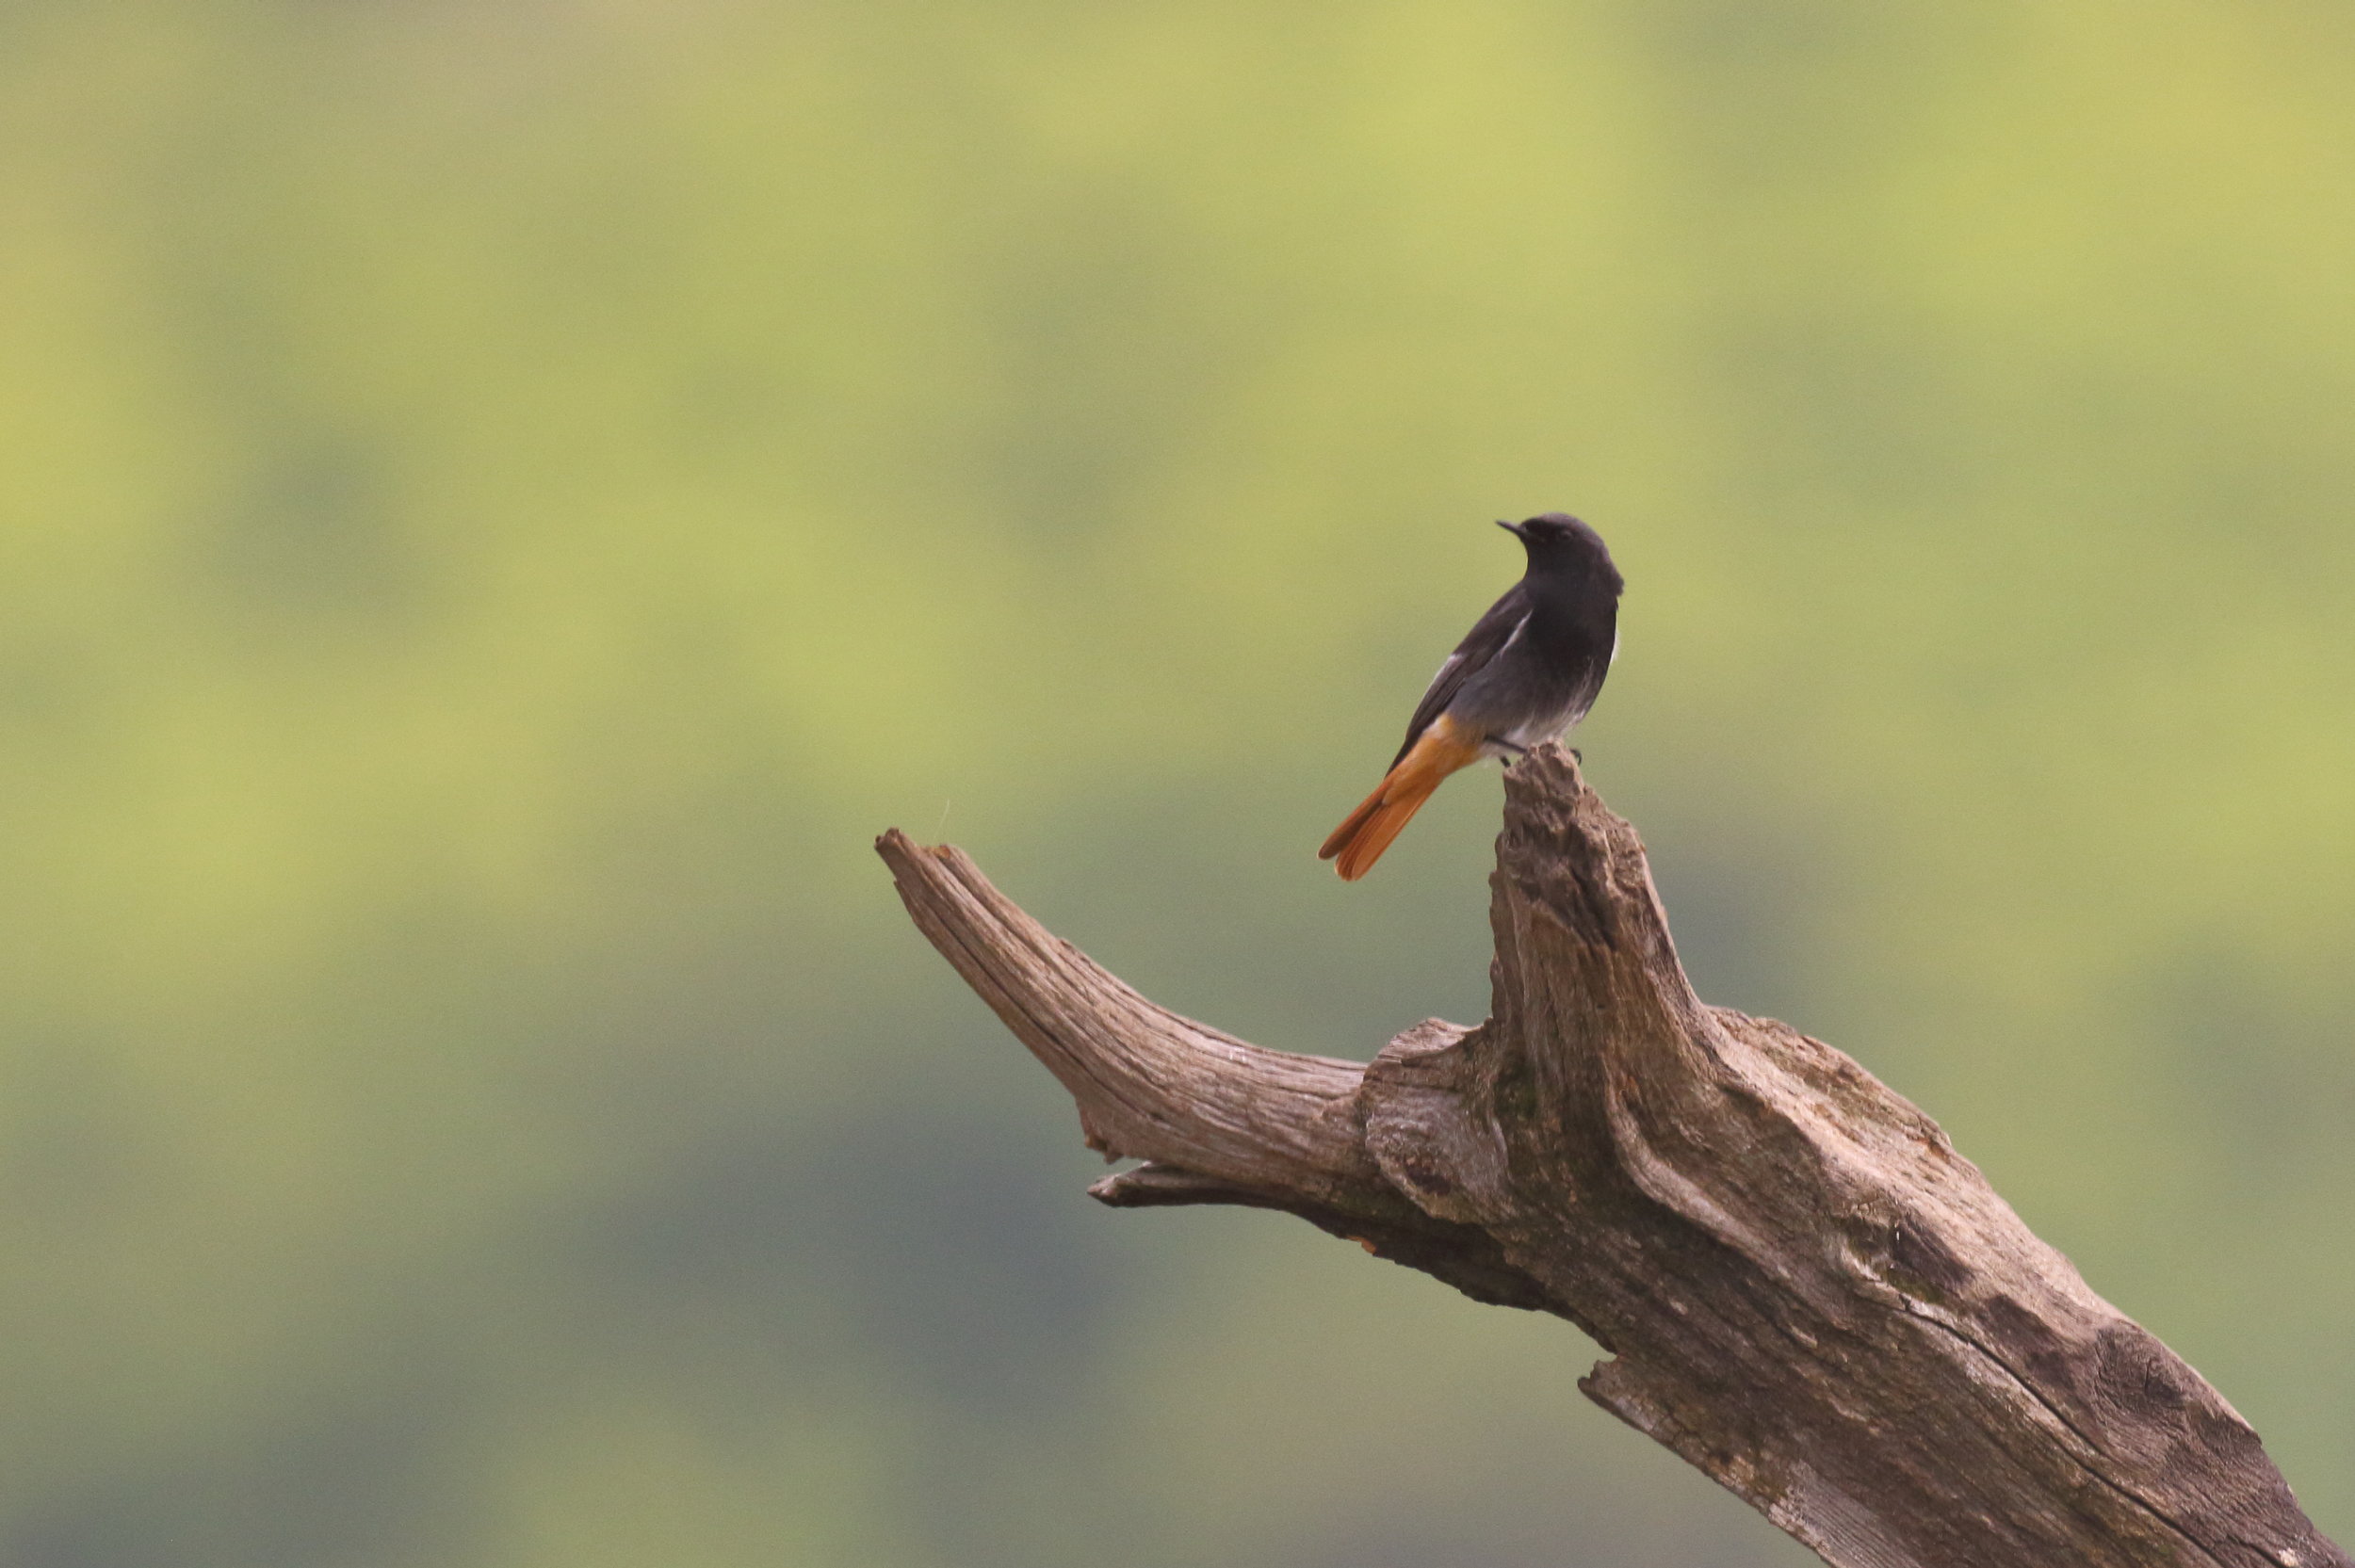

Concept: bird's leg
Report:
left=1490, top=738, right=1529, bottom=768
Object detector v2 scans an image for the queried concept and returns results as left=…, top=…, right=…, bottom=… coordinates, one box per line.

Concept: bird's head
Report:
left=1497, top=513, right=1622, bottom=590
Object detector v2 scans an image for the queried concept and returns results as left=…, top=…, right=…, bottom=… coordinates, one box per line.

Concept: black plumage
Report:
left=1324, top=513, right=1623, bottom=880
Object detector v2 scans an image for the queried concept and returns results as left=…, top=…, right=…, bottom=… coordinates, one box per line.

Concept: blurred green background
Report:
left=4, top=2, right=2352, bottom=1564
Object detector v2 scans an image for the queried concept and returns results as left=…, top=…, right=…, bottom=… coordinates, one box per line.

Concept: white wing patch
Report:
left=1419, top=606, right=1530, bottom=703
left=1420, top=651, right=1468, bottom=703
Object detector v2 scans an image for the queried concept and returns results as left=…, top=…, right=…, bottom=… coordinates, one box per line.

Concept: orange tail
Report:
left=1318, top=718, right=1484, bottom=881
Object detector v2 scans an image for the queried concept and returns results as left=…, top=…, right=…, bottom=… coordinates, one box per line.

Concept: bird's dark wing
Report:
left=1388, top=581, right=1531, bottom=769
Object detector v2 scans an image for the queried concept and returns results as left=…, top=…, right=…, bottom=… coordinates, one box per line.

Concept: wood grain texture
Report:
left=875, top=744, right=2344, bottom=1568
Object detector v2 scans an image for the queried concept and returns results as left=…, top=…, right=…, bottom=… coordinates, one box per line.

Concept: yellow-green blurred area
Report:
left=4, top=1, right=2353, bottom=1563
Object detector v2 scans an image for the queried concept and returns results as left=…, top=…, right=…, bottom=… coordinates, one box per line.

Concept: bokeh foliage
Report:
left=2, top=2, right=2352, bottom=1564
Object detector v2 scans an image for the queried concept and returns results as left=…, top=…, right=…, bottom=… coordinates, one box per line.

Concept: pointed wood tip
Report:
left=1499, top=739, right=1593, bottom=812
left=875, top=827, right=962, bottom=873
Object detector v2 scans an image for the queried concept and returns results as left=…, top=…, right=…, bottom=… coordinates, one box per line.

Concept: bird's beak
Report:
left=1496, top=518, right=1525, bottom=538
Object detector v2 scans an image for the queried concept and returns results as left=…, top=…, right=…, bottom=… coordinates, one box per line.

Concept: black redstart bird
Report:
left=1320, top=513, right=1623, bottom=880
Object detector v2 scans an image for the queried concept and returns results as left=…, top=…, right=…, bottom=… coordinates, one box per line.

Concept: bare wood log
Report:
left=875, top=743, right=2343, bottom=1568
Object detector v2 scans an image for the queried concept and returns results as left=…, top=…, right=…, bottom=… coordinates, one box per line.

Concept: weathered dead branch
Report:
left=875, top=743, right=2342, bottom=1568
